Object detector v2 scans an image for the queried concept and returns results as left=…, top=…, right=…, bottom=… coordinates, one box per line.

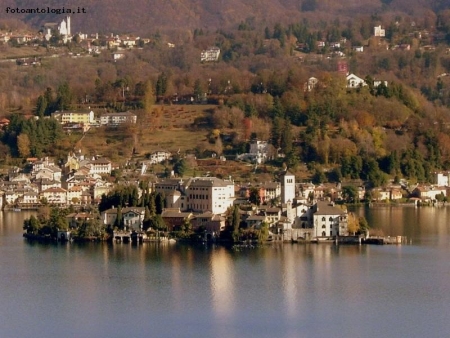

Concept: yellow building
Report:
left=51, top=110, right=95, bottom=125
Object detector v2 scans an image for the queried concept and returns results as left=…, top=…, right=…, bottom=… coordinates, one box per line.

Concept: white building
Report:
left=148, top=151, right=171, bottom=165
left=100, top=112, right=137, bottom=126
left=346, top=73, right=367, bottom=88
left=101, top=207, right=145, bottom=230
left=201, top=47, right=220, bottom=62
left=89, top=158, right=112, bottom=175
left=435, top=172, right=449, bottom=186
left=312, top=201, right=348, bottom=238
left=43, top=16, right=71, bottom=43
left=249, top=140, right=272, bottom=164
left=185, top=177, right=235, bottom=214
left=281, top=171, right=295, bottom=204
left=40, top=187, right=67, bottom=206
left=374, top=25, right=385, bottom=37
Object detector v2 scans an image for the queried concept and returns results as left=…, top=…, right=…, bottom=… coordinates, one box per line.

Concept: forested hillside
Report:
left=1, top=0, right=449, bottom=34
left=2, top=1, right=450, bottom=185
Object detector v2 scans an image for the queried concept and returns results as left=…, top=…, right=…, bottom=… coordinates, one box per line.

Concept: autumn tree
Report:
left=17, top=133, right=30, bottom=158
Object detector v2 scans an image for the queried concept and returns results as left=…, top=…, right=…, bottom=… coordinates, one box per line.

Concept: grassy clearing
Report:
left=0, top=46, right=51, bottom=60
left=79, top=104, right=215, bottom=164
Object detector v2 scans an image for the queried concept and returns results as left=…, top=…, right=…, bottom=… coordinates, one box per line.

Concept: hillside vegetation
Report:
left=2, top=3, right=450, bottom=184
left=1, top=0, right=449, bottom=35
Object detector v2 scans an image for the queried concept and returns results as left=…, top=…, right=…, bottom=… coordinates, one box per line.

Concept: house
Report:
left=191, top=211, right=225, bottom=235
left=435, top=172, right=450, bottom=186
left=260, top=182, right=281, bottom=203
left=371, top=188, right=390, bottom=201
left=185, top=177, right=235, bottom=214
left=353, top=46, right=364, bottom=52
left=346, top=73, right=367, bottom=88
left=35, top=178, right=61, bottom=192
left=257, top=205, right=281, bottom=225
left=246, top=215, right=268, bottom=228
left=100, top=111, right=137, bottom=126
left=67, top=186, right=83, bottom=204
left=304, top=77, right=319, bottom=92
left=312, top=201, right=348, bottom=238
left=31, top=157, right=56, bottom=174
left=373, top=80, right=388, bottom=88
left=18, top=192, right=39, bottom=206
left=147, top=150, right=171, bottom=165
left=374, top=25, right=385, bottom=37
left=66, top=212, right=92, bottom=228
left=112, top=51, right=126, bottom=61
left=89, top=158, right=112, bottom=175
left=155, top=178, right=184, bottom=195
left=92, top=182, right=112, bottom=202
left=236, top=140, right=275, bottom=164
left=4, top=191, right=20, bottom=205
left=200, top=47, right=220, bottom=62
left=330, top=42, right=341, bottom=49
left=51, top=110, right=95, bottom=126
left=35, top=167, right=62, bottom=182
left=122, top=37, right=138, bottom=47
left=101, top=207, right=145, bottom=230
left=390, top=189, right=403, bottom=200
left=40, top=187, right=67, bottom=206
left=249, top=140, right=274, bottom=164
left=412, top=186, right=447, bottom=200
left=161, top=209, right=193, bottom=231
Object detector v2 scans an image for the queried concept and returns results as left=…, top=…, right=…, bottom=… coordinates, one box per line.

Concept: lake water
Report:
left=1, top=206, right=450, bottom=338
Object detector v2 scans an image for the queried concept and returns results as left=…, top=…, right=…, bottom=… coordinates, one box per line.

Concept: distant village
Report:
left=0, top=15, right=220, bottom=65
left=3, top=132, right=450, bottom=244
left=2, top=15, right=450, bottom=244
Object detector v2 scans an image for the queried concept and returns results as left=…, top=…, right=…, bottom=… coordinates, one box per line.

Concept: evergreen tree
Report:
left=114, top=206, right=123, bottom=229
left=155, top=193, right=165, bottom=214
left=231, top=205, right=240, bottom=242
left=35, top=95, right=47, bottom=118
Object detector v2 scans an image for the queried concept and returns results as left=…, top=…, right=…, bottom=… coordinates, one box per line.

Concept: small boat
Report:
left=13, top=208, right=22, bottom=212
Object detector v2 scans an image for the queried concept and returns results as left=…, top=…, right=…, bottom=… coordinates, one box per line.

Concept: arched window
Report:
left=322, top=217, right=326, bottom=221
left=322, top=224, right=326, bottom=228
left=322, top=231, right=326, bottom=237
left=329, top=217, right=333, bottom=222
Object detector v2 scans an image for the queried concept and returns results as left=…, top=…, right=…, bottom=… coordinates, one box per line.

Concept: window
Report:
left=322, top=224, right=326, bottom=228
left=329, top=217, right=333, bottom=221
left=322, top=217, right=326, bottom=221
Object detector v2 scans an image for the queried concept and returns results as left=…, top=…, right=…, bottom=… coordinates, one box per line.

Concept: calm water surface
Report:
left=1, top=207, right=450, bottom=338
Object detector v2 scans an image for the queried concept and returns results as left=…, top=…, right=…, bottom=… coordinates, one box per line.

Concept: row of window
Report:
left=189, top=194, right=209, bottom=200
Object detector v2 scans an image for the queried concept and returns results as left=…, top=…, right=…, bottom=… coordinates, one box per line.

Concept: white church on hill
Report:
left=43, top=16, right=71, bottom=43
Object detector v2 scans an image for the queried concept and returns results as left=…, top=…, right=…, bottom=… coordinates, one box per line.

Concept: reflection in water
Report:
left=210, top=247, right=235, bottom=319
left=3, top=208, right=450, bottom=338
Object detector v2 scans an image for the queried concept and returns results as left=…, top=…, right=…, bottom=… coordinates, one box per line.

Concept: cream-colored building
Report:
left=40, top=187, right=67, bottom=206
left=89, top=158, right=112, bottom=175
left=185, top=177, right=235, bottom=214
left=52, top=110, right=95, bottom=125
